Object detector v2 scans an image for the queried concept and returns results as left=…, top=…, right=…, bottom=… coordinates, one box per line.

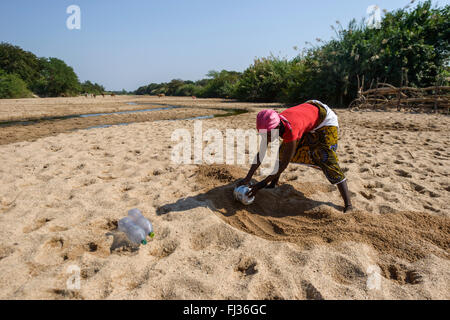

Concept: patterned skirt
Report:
left=280, top=103, right=346, bottom=185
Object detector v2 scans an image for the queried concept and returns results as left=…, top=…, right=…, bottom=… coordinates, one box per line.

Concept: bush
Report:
left=34, top=57, right=81, bottom=97
left=174, top=83, right=203, bottom=96
left=0, top=71, right=32, bottom=98
left=200, top=70, right=241, bottom=98
left=289, top=0, right=450, bottom=106
left=81, top=80, right=105, bottom=95
left=234, top=57, right=290, bottom=102
left=133, top=1, right=449, bottom=106
left=0, top=43, right=106, bottom=98
left=0, top=43, right=40, bottom=88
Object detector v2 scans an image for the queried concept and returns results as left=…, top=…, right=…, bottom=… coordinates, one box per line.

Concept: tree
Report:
left=34, top=57, right=81, bottom=97
left=234, top=57, right=290, bottom=102
left=288, top=0, right=450, bottom=106
left=132, top=1, right=449, bottom=105
left=81, top=80, right=105, bottom=94
left=0, top=70, right=32, bottom=98
left=201, top=70, right=241, bottom=98
left=0, top=42, right=40, bottom=88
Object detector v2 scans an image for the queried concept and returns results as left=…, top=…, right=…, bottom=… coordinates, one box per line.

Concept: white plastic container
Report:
left=233, top=185, right=255, bottom=205
left=128, top=208, right=155, bottom=238
left=118, top=216, right=148, bottom=245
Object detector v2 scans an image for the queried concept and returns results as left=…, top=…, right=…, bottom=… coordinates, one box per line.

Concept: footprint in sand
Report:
left=235, top=256, right=258, bottom=276
left=23, top=217, right=53, bottom=233
left=300, top=280, right=324, bottom=300
left=141, top=174, right=153, bottom=183
left=0, top=246, right=15, bottom=262
left=359, top=167, right=370, bottom=173
left=377, top=191, right=398, bottom=202
left=423, top=204, right=440, bottom=213
left=81, top=265, right=102, bottom=280
left=49, top=145, right=63, bottom=152
left=379, top=264, right=424, bottom=285
left=48, top=225, right=69, bottom=232
left=394, top=169, right=412, bottom=178
left=87, top=242, right=98, bottom=252
left=50, top=289, right=82, bottom=300
left=158, top=227, right=171, bottom=240
left=186, top=257, right=215, bottom=275
left=190, top=224, right=244, bottom=251
left=149, top=239, right=179, bottom=259
left=254, top=281, right=283, bottom=300
left=330, top=255, right=365, bottom=285
left=75, top=163, right=86, bottom=170
left=120, top=183, right=134, bottom=192
left=360, top=191, right=375, bottom=200
left=46, top=237, right=65, bottom=249
left=378, top=205, right=397, bottom=214
left=108, top=231, right=140, bottom=256
left=409, top=182, right=441, bottom=198
left=81, top=178, right=97, bottom=187
left=32, top=236, right=67, bottom=265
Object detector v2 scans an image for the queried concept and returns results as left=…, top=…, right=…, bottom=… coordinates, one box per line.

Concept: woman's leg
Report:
left=270, top=137, right=312, bottom=189
left=310, top=127, right=352, bottom=212
left=337, top=180, right=353, bottom=213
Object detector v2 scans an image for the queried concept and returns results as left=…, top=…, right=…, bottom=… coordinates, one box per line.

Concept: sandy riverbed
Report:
left=0, top=96, right=448, bottom=299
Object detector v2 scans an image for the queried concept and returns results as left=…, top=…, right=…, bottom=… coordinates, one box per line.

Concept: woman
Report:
left=239, top=100, right=353, bottom=213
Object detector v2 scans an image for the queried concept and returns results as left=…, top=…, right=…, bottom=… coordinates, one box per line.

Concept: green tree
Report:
left=174, top=83, right=203, bottom=96
left=0, top=42, right=40, bottom=88
left=34, top=57, right=81, bottom=97
left=132, top=1, right=449, bottom=106
left=234, top=57, right=290, bottom=102
left=201, top=70, right=241, bottom=98
left=81, top=80, right=105, bottom=94
left=288, top=0, right=450, bottom=106
left=0, top=70, right=32, bottom=98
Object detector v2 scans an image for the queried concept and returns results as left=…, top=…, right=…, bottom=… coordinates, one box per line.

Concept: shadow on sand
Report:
left=156, top=180, right=341, bottom=219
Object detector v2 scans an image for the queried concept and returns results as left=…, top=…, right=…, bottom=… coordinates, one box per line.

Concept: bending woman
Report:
left=239, top=100, right=353, bottom=213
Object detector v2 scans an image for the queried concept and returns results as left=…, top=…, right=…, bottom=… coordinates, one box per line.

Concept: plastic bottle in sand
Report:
left=118, top=216, right=148, bottom=245
left=127, top=208, right=155, bottom=239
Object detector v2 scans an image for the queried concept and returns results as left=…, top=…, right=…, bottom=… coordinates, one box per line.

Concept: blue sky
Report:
left=1, top=0, right=448, bottom=91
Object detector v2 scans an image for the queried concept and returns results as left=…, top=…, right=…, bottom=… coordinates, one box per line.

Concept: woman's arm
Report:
left=238, top=132, right=273, bottom=186
left=247, top=140, right=296, bottom=197
left=238, top=151, right=263, bottom=186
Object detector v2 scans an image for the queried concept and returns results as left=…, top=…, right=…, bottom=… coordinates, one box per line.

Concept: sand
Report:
left=0, top=96, right=449, bottom=300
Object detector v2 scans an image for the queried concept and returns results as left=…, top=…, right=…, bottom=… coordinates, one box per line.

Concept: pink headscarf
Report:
left=256, top=109, right=290, bottom=132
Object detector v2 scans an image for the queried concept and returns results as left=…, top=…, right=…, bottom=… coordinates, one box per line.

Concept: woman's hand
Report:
left=237, top=177, right=251, bottom=187
left=247, top=181, right=267, bottom=197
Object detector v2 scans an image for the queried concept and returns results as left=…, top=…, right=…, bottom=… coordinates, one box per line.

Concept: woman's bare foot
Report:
left=343, top=205, right=354, bottom=213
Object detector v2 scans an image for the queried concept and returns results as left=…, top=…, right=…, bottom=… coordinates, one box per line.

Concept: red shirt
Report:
left=280, top=103, right=320, bottom=142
